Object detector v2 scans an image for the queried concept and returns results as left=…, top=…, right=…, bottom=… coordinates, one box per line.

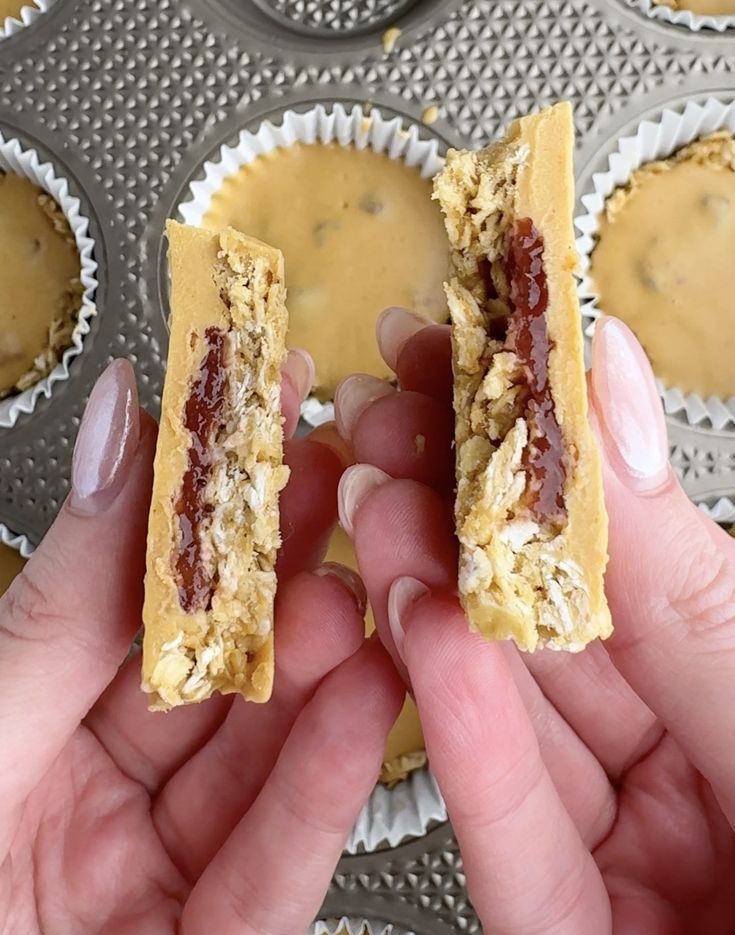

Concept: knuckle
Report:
left=666, top=551, right=735, bottom=651
left=0, top=565, right=66, bottom=642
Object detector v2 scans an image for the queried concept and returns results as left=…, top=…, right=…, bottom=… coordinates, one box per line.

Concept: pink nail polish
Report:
left=388, top=576, right=430, bottom=664
left=334, top=373, right=394, bottom=440
left=376, top=307, right=429, bottom=371
left=70, top=359, right=140, bottom=516
left=337, top=464, right=391, bottom=536
left=314, top=562, right=368, bottom=617
left=283, top=348, right=315, bottom=402
left=591, top=317, right=669, bottom=493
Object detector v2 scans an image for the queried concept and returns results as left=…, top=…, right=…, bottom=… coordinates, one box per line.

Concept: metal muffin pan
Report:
left=3, top=0, right=735, bottom=927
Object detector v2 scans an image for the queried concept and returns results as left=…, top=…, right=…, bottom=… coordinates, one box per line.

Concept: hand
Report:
left=335, top=308, right=735, bottom=934
left=0, top=354, right=402, bottom=935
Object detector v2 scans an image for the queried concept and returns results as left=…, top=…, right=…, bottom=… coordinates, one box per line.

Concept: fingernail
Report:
left=307, top=421, right=354, bottom=468
left=334, top=373, right=394, bottom=440
left=388, top=576, right=430, bottom=664
left=71, top=359, right=140, bottom=516
left=377, top=307, right=429, bottom=371
left=591, top=317, right=669, bottom=493
left=283, top=349, right=315, bottom=402
left=337, top=464, right=391, bottom=536
left=314, top=562, right=368, bottom=617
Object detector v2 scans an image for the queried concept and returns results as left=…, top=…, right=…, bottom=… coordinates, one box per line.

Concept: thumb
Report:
left=590, top=316, right=735, bottom=823
left=0, top=360, right=154, bottom=818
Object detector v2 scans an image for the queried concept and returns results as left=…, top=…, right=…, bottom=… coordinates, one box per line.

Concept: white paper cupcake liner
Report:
left=636, top=0, right=735, bottom=32
left=0, top=131, right=98, bottom=428
left=0, top=0, right=55, bottom=41
left=575, top=95, right=735, bottom=431
left=0, top=522, right=34, bottom=559
left=312, top=919, right=410, bottom=935
left=177, top=102, right=445, bottom=428
left=345, top=759, right=446, bottom=854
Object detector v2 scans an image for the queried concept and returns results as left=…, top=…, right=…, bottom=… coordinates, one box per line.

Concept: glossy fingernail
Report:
left=334, top=373, right=395, bottom=439
left=307, top=421, right=354, bottom=468
left=314, top=562, right=368, bottom=617
left=377, top=307, right=429, bottom=371
left=283, top=348, right=315, bottom=402
left=71, top=359, right=140, bottom=516
left=591, top=317, right=669, bottom=493
left=337, top=464, right=391, bottom=536
left=388, top=576, right=430, bottom=664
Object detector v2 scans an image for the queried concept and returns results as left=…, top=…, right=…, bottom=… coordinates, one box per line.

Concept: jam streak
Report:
left=504, top=218, right=566, bottom=522
left=175, top=327, right=227, bottom=613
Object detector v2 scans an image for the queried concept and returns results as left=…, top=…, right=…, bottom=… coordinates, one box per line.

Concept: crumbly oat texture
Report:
left=434, top=102, right=611, bottom=652
left=142, top=221, right=290, bottom=709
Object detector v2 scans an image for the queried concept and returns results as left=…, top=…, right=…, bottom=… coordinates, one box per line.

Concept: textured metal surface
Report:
left=2, top=0, right=735, bottom=926
left=251, top=0, right=418, bottom=36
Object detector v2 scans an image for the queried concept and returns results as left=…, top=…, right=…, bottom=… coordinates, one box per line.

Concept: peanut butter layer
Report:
left=326, top=526, right=426, bottom=785
left=0, top=0, right=28, bottom=20
left=435, top=102, right=611, bottom=653
left=203, top=142, right=450, bottom=399
left=653, top=0, right=735, bottom=14
left=142, top=221, right=289, bottom=710
left=591, top=132, right=735, bottom=400
left=0, top=172, right=83, bottom=399
left=0, top=543, right=25, bottom=597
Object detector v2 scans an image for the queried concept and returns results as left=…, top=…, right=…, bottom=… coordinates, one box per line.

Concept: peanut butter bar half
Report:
left=434, top=102, right=612, bottom=652
left=141, top=221, right=290, bottom=709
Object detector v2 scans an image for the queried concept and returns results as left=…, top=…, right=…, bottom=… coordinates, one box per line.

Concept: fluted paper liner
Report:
left=0, top=522, right=34, bottom=559
left=313, top=919, right=408, bottom=935
left=177, top=102, right=445, bottom=429
left=637, top=0, right=735, bottom=33
left=575, top=96, right=735, bottom=432
left=0, top=0, right=54, bottom=41
left=0, top=131, right=98, bottom=428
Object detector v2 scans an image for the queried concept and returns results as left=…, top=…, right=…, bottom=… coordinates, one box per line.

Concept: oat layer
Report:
left=434, top=102, right=611, bottom=652
left=142, top=221, right=289, bottom=709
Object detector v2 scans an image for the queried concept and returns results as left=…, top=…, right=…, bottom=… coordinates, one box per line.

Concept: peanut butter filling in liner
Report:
left=176, top=103, right=447, bottom=851
left=0, top=522, right=34, bottom=559
left=637, top=0, right=735, bottom=32
left=313, top=919, right=404, bottom=935
left=575, top=95, right=735, bottom=522
left=0, top=0, right=55, bottom=41
left=0, top=132, right=98, bottom=428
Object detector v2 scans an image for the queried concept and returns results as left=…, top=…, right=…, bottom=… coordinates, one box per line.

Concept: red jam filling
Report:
left=175, top=327, right=227, bottom=613
left=504, top=218, right=566, bottom=523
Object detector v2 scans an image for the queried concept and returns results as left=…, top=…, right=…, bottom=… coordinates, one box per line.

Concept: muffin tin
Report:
left=4, top=0, right=735, bottom=927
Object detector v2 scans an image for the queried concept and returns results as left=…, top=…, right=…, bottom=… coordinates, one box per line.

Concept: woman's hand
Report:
left=335, top=308, right=735, bottom=934
left=0, top=354, right=403, bottom=935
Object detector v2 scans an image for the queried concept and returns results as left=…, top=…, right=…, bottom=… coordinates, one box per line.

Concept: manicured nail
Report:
left=591, top=317, right=669, bottom=493
left=388, top=576, right=430, bottom=664
left=337, top=464, right=391, bottom=536
left=377, top=307, right=429, bottom=371
left=314, top=562, right=368, bottom=617
left=283, top=348, right=315, bottom=401
left=307, top=421, right=354, bottom=468
left=334, top=373, right=394, bottom=440
left=71, top=359, right=140, bottom=516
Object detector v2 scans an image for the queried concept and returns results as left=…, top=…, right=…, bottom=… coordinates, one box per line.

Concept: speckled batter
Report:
left=0, top=172, right=82, bottom=399
left=653, top=0, right=735, bottom=14
left=591, top=132, right=735, bottom=399
left=203, top=143, right=450, bottom=399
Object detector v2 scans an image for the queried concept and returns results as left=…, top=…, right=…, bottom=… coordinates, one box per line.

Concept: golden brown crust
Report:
left=434, top=102, right=611, bottom=652
left=141, top=221, right=289, bottom=709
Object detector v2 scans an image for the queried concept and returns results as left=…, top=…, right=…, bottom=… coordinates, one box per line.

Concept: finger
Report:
left=181, top=639, right=403, bottom=935
left=335, top=380, right=454, bottom=491
left=281, top=348, right=315, bottom=438
left=523, top=641, right=662, bottom=781
left=376, top=307, right=452, bottom=403
left=153, top=565, right=367, bottom=881
left=590, top=316, right=735, bottom=822
left=0, top=361, right=154, bottom=816
left=276, top=434, right=346, bottom=581
left=399, top=594, right=610, bottom=933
